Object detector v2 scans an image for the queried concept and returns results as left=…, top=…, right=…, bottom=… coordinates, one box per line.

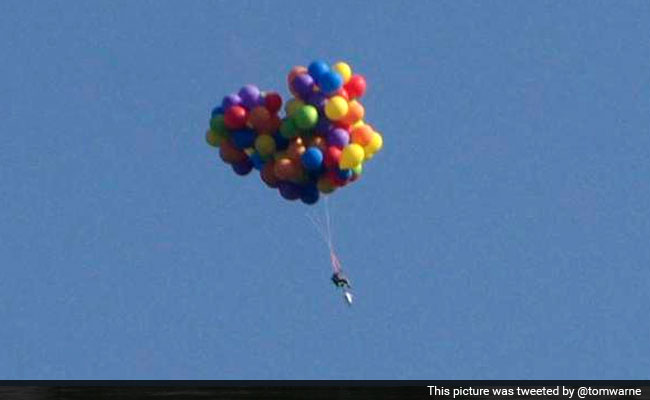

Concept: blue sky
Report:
left=1, top=1, right=649, bottom=379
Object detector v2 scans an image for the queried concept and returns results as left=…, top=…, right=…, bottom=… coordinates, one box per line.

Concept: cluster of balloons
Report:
left=206, top=61, right=383, bottom=204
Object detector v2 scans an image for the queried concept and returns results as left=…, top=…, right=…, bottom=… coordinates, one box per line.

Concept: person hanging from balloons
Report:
left=205, top=60, right=382, bottom=306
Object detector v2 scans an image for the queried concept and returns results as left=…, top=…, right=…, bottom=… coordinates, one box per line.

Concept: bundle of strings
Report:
left=306, top=198, right=342, bottom=274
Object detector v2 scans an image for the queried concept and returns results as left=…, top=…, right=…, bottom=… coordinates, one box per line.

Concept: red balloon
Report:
left=323, top=146, right=342, bottom=169
left=224, top=105, right=247, bottom=130
left=334, top=87, right=349, bottom=100
left=264, top=92, right=283, bottom=114
left=261, top=161, right=279, bottom=188
left=219, top=140, right=247, bottom=164
left=344, top=75, right=366, bottom=99
left=326, top=170, right=347, bottom=187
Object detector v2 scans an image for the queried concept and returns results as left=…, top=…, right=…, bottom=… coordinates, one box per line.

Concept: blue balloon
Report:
left=278, top=181, right=300, bottom=201
left=319, top=71, right=343, bottom=94
left=232, top=129, right=255, bottom=149
left=273, top=131, right=290, bottom=151
left=308, top=60, right=330, bottom=84
left=250, top=152, right=265, bottom=170
left=300, top=184, right=319, bottom=205
left=232, top=159, right=253, bottom=176
left=211, top=106, right=224, bottom=117
left=337, top=168, right=353, bottom=180
left=301, top=147, right=324, bottom=171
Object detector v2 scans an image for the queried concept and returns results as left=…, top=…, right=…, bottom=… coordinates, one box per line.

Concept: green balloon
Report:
left=279, top=118, right=298, bottom=138
left=293, top=105, right=319, bottom=130
left=210, top=115, right=227, bottom=134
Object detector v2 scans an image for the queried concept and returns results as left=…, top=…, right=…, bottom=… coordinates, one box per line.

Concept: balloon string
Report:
left=306, top=198, right=341, bottom=274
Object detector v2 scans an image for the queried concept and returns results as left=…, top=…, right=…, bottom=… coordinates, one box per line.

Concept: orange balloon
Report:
left=350, top=124, right=374, bottom=146
left=219, top=140, right=246, bottom=164
left=261, top=161, right=279, bottom=188
left=340, top=100, right=365, bottom=126
left=287, top=138, right=306, bottom=161
left=288, top=66, right=308, bottom=97
left=308, top=135, right=327, bottom=152
left=274, top=157, right=299, bottom=181
left=247, top=106, right=271, bottom=132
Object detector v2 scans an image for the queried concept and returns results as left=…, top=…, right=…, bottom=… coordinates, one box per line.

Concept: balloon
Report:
left=324, top=96, right=349, bottom=121
left=232, top=159, right=253, bottom=176
left=301, top=147, right=324, bottom=171
left=293, top=105, right=319, bottom=130
left=364, top=131, right=383, bottom=155
left=206, top=129, right=225, bottom=147
left=224, top=105, right=247, bottom=130
left=238, top=85, right=261, bottom=109
left=308, top=135, right=327, bottom=151
left=326, top=127, right=350, bottom=148
left=337, top=168, right=353, bottom=181
left=264, top=92, right=283, bottom=114
left=307, top=91, right=327, bottom=110
left=285, top=98, right=304, bottom=117
left=261, top=161, right=279, bottom=188
left=210, top=114, right=227, bottom=134
left=232, top=129, right=256, bottom=149
left=326, top=169, right=347, bottom=187
left=274, top=157, right=300, bottom=181
left=279, top=118, right=298, bottom=138
left=317, top=176, right=336, bottom=194
left=288, top=66, right=308, bottom=87
left=255, top=134, right=276, bottom=157
left=205, top=61, right=381, bottom=204
left=278, top=181, right=301, bottom=200
left=344, top=75, right=366, bottom=99
left=286, top=137, right=306, bottom=161
left=249, top=152, right=265, bottom=170
left=219, top=140, right=247, bottom=164
left=222, top=94, right=242, bottom=110
left=211, top=106, right=224, bottom=117
left=323, top=146, right=342, bottom=169
left=333, top=62, right=352, bottom=84
left=318, top=71, right=344, bottom=94
left=273, top=131, right=290, bottom=150
left=291, top=74, right=315, bottom=100
left=340, top=100, right=364, bottom=125
left=350, top=124, right=373, bottom=146
left=339, top=143, right=365, bottom=169
left=247, top=106, right=271, bottom=132
left=300, top=184, right=319, bottom=205
left=308, top=60, right=330, bottom=83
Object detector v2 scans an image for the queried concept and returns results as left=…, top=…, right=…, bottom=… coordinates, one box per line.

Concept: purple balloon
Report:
left=307, top=91, right=327, bottom=110
left=232, top=159, right=253, bottom=176
left=222, top=93, right=242, bottom=110
left=315, top=118, right=332, bottom=134
left=238, top=84, right=261, bottom=109
left=326, top=128, right=350, bottom=148
left=291, top=74, right=314, bottom=100
left=278, top=181, right=300, bottom=201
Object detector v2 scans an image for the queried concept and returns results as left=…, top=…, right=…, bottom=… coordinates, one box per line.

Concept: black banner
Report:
left=0, top=381, right=648, bottom=400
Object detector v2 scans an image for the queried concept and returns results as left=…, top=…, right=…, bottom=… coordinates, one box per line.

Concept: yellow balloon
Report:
left=324, top=96, right=349, bottom=121
left=333, top=62, right=352, bottom=84
left=352, top=119, right=365, bottom=129
left=317, top=177, right=336, bottom=194
left=285, top=98, right=304, bottom=117
left=255, top=134, right=276, bottom=157
left=339, top=143, right=365, bottom=169
left=205, top=130, right=221, bottom=147
left=364, top=131, right=383, bottom=156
